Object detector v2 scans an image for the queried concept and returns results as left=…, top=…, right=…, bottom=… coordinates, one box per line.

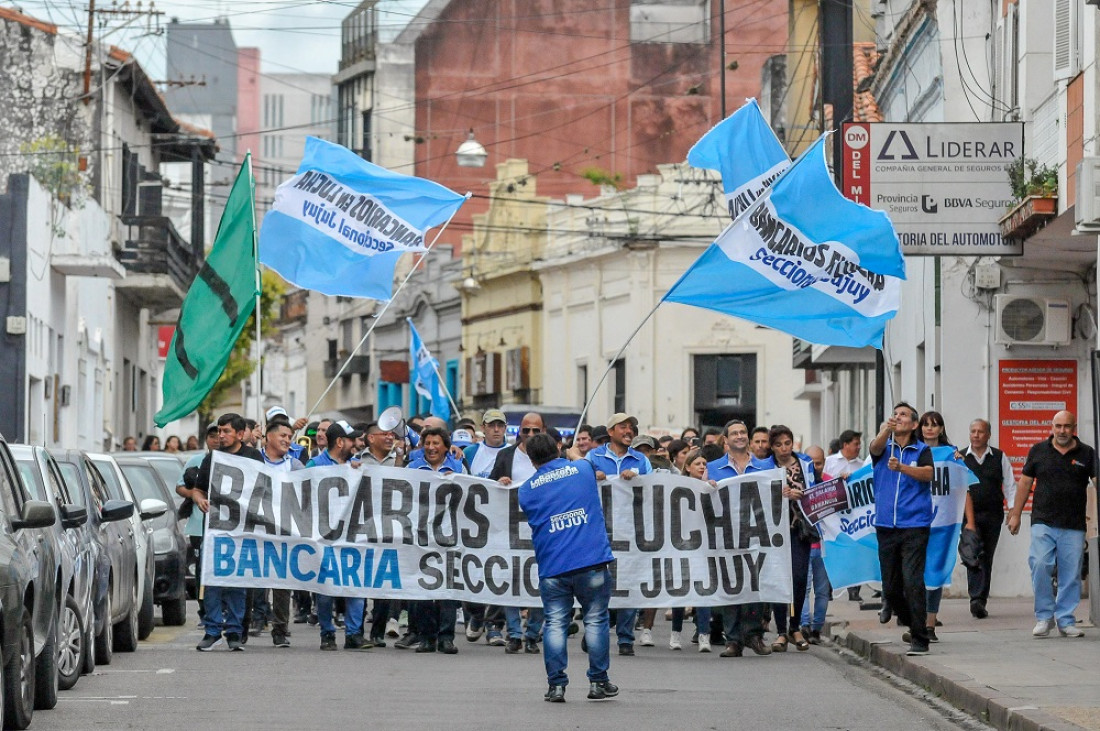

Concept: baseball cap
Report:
left=326, top=420, right=364, bottom=444
left=632, top=434, right=656, bottom=450
left=590, top=425, right=609, bottom=443
left=265, top=406, right=288, bottom=422
left=205, top=421, right=218, bottom=435
left=546, top=426, right=562, bottom=444
left=452, top=429, right=474, bottom=447
left=482, top=409, right=507, bottom=425
left=606, top=412, right=639, bottom=430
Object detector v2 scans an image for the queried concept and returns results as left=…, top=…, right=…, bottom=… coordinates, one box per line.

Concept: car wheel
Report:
left=113, top=581, right=139, bottom=652
left=3, top=606, right=34, bottom=729
left=33, top=603, right=58, bottom=710
left=138, top=580, right=155, bottom=640
left=161, top=595, right=186, bottom=627
left=94, top=589, right=113, bottom=666
left=57, top=595, right=83, bottom=691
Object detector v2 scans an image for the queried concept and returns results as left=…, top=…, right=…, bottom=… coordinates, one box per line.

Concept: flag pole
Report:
left=407, top=316, right=462, bottom=421
left=434, top=362, right=462, bottom=420
left=248, top=153, right=263, bottom=421
left=304, top=195, right=470, bottom=419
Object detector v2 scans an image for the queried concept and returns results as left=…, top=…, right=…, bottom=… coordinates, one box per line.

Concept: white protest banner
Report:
left=201, top=454, right=792, bottom=608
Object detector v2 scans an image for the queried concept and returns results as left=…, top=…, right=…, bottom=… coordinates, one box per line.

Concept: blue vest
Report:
left=872, top=438, right=932, bottom=528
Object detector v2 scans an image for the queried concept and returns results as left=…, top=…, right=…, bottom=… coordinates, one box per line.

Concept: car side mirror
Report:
left=60, top=504, right=88, bottom=529
left=12, top=500, right=57, bottom=530
left=139, top=498, right=167, bottom=521
left=100, top=499, right=134, bottom=523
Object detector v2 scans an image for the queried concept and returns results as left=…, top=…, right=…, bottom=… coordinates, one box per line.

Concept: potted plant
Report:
left=999, top=157, right=1058, bottom=240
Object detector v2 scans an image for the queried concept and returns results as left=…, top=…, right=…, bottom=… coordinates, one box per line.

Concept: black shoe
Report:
left=394, top=633, right=418, bottom=650
left=439, top=638, right=458, bottom=655
left=906, top=643, right=930, bottom=656
left=691, top=630, right=699, bottom=644
left=344, top=633, right=374, bottom=651
left=293, top=613, right=308, bottom=624
left=808, top=629, right=822, bottom=645
left=567, top=621, right=579, bottom=636
left=927, top=627, right=939, bottom=643
left=226, top=633, right=244, bottom=651
left=320, top=632, right=337, bottom=651
left=581, top=635, right=588, bottom=653
left=745, top=635, right=772, bottom=656
left=248, top=622, right=264, bottom=637
left=618, top=643, right=634, bottom=656
left=847, top=587, right=863, bottom=601
left=970, top=600, right=988, bottom=619
left=719, top=642, right=743, bottom=658
left=272, top=630, right=291, bottom=648
left=505, top=637, right=522, bottom=654
left=588, top=680, right=619, bottom=699
left=524, top=639, right=540, bottom=654
left=307, top=613, right=318, bottom=626
left=196, top=634, right=223, bottom=652
left=544, top=685, right=566, bottom=703
left=369, top=635, right=387, bottom=648
left=878, top=606, right=893, bottom=624
left=415, top=640, right=437, bottom=653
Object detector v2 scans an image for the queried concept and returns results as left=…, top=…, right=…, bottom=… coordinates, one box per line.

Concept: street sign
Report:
left=842, top=122, right=1024, bottom=256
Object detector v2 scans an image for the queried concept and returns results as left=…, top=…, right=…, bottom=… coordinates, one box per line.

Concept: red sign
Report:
left=841, top=123, right=871, bottom=206
left=998, top=359, right=1078, bottom=509
left=157, top=326, right=175, bottom=359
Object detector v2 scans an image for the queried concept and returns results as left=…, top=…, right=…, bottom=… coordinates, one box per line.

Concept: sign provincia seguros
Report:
left=841, top=122, right=1024, bottom=256
left=201, top=453, right=794, bottom=608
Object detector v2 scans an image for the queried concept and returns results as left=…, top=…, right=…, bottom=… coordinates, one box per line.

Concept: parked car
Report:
left=127, top=450, right=199, bottom=599
left=87, top=454, right=165, bottom=658
left=113, top=456, right=188, bottom=628
left=52, top=451, right=136, bottom=671
left=10, top=445, right=95, bottom=695
left=0, top=435, right=60, bottom=729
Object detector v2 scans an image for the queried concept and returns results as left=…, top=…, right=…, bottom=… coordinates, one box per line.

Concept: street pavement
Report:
left=828, top=595, right=1099, bottom=731
left=32, top=600, right=971, bottom=730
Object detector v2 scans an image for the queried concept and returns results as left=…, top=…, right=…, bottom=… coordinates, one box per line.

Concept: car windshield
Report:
left=90, top=458, right=126, bottom=502
left=55, top=462, right=87, bottom=507
left=13, top=458, right=47, bottom=502
left=118, top=464, right=172, bottom=529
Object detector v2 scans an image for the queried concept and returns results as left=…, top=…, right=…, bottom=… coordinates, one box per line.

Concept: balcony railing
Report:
left=117, top=215, right=199, bottom=297
left=324, top=355, right=370, bottom=379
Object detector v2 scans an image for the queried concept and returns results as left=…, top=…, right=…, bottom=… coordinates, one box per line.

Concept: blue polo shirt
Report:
left=586, top=444, right=652, bottom=477
left=306, top=449, right=338, bottom=468
left=406, top=453, right=467, bottom=474
left=706, top=453, right=775, bottom=481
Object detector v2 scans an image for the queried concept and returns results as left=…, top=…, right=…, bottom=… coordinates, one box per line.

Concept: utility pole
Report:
left=719, top=0, right=726, bottom=119
left=82, top=0, right=96, bottom=104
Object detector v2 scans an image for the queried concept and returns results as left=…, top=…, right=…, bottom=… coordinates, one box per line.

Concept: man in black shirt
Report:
left=189, top=413, right=265, bottom=651
left=1008, top=411, right=1095, bottom=638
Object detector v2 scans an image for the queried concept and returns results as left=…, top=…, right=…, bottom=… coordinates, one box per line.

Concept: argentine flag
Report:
left=259, top=137, right=467, bottom=300
left=666, top=136, right=906, bottom=349
left=409, top=318, right=451, bottom=422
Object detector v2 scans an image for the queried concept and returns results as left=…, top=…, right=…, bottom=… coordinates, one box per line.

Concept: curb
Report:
left=826, top=623, right=1089, bottom=731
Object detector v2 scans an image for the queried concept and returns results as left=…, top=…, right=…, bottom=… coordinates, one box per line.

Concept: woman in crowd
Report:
left=770, top=425, right=815, bottom=652
left=918, top=410, right=951, bottom=642
left=141, top=434, right=160, bottom=451
left=164, top=435, right=182, bottom=453
left=668, top=448, right=715, bottom=652
left=666, top=439, right=690, bottom=474
left=184, top=435, right=200, bottom=451
left=680, top=427, right=700, bottom=445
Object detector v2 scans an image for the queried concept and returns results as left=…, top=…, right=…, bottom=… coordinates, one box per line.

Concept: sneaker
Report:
left=465, top=619, right=484, bottom=642
left=293, top=613, right=308, bottom=624
left=618, top=643, right=635, bottom=656
left=335, top=615, right=345, bottom=629
left=669, top=630, right=682, bottom=650
left=1032, top=619, right=1055, bottom=637
left=588, top=680, right=619, bottom=700
left=524, top=639, right=540, bottom=654
left=415, top=640, right=437, bottom=653
left=394, top=633, right=418, bottom=650
left=970, top=601, right=988, bottom=619
left=808, top=630, right=822, bottom=645
left=698, top=635, right=711, bottom=653
left=906, top=643, right=930, bottom=656
left=439, top=638, right=458, bottom=654
left=927, top=627, right=939, bottom=643
left=544, top=685, right=566, bottom=703
left=196, top=634, right=223, bottom=652
left=344, top=633, right=374, bottom=651
left=486, top=629, right=506, bottom=646
left=272, top=630, right=291, bottom=648
left=1059, top=624, right=1084, bottom=638
left=505, top=637, right=523, bottom=654
left=640, top=628, right=654, bottom=647
left=320, top=632, right=337, bottom=651
left=369, top=635, right=387, bottom=648
left=567, top=621, right=579, bottom=636
left=226, top=633, right=244, bottom=651
left=386, top=618, right=401, bottom=638
left=397, top=610, right=408, bottom=632
left=307, top=613, right=318, bottom=626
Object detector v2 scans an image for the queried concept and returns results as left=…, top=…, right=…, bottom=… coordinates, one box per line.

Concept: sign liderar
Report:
left=842, top=122, right=1025, bottom=256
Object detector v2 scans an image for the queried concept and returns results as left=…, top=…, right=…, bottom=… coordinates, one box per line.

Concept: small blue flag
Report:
left=259, top=137, right=467, bottom=300
left=687, top=99, right=790, bottom=219
left=665, top=136, right=906, bottom=349
left=408, top=318, right=450, bottom=422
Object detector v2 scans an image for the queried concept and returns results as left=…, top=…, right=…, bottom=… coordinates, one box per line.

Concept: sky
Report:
left=15, top=0, right=429, bottom=77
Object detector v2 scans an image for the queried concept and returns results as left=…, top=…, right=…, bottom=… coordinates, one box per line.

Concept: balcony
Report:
left=114, top=215, right=200, bottom=310
left=324, top=355, right=371, bottom=379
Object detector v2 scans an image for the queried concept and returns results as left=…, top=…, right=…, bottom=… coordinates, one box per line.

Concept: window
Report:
left=327, top=339, right=338, bottom=361
left=612, top=359, right=626, bottom=415
left=693, top=354, right=757, bottom=430
left=630, top=0, right=708, bottom=44
left=577, top=364, right=588, bottom=406
left=56, top=462, right=85, bottom=507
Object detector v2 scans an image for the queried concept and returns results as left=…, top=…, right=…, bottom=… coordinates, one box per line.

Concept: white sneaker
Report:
left=669, top=631, right=682, bottom=650
left=386, top=618, right=400, bottom=638
left=640, top=628, right=654, bottom=646
left=698, top=635, right=712, bottom=653
left=1032, top=619, right=1054, bottom=637
left=1059, top=624, right=1084, bottom=638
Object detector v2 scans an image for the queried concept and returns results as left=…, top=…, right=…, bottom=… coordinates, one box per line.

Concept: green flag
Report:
left=155, top=156, right=259, bottom=426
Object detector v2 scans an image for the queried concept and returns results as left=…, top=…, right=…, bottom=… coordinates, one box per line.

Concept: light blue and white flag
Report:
left=408, top=318, right=451, bottom=422
left=818, top=447, right=976, bottom=590
left=687, top=98, right=790, bottom=219
left=259, top=137, right=467, bottom=300
left=665, top=136, right=906, bottom=349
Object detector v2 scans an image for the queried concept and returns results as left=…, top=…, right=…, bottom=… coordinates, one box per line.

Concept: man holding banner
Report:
left=868, top=403, right=935, bottom=656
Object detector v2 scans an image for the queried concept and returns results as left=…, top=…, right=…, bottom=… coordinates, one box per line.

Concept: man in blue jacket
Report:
left=868, top=402, right=935, bottom=656
left=520, top=433, right=618, bottom=704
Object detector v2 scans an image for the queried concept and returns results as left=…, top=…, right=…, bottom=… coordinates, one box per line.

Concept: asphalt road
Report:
left=30, top=601, right=978, bottom=730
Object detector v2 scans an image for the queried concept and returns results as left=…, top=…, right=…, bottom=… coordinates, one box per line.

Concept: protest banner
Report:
left=201, top=453, right=792, bottom=608
left=799, top=476, right=849, bottom=524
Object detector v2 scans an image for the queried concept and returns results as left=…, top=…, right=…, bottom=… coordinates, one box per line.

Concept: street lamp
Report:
left=455, top=129, right=487, bottom=168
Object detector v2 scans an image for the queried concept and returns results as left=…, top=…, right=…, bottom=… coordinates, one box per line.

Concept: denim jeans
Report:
left=614, top=608, right=638, bottom=646
left=926, top=587, right=943, bottom=614
left=1029, top=523, right=1085, bottom=627
left=670, top=606, right=712, bottom=633
left=203, top=585, right=246, bottom=637
left=504, top=606, right=544, bottom=640
left=317, top=595, right=364, bottom=635
left=541, top=566, right=612, bottom=687
left=800, top=545, right=831, bottom=631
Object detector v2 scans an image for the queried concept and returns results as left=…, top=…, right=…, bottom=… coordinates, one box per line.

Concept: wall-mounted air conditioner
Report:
left=994, top=295, right=1072, bottom=346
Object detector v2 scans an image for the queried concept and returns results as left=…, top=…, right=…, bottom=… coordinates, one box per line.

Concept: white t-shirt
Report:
left=469, top=442, right=506, bottom=478
left=510, top=448, right=536, bottom=485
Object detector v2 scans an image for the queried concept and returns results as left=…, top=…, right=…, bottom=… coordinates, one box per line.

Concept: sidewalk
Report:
left=826, top=596, right=1099, bottom=731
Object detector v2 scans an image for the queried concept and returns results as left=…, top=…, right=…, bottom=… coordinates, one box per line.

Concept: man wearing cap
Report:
left=465, top=409, right=510, bottom=479
left=586, top=413, right=652, bottom=656
left=306, top=420, right=373, bottom=651
left=259, top=417, right=305, bottom=647
left=358, top=422, right=400, bottom=467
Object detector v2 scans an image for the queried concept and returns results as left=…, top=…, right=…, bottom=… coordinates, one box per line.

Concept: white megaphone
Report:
left=378, top=406, right=418, bottom=447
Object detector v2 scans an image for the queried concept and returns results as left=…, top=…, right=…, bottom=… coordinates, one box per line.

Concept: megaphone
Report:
left=378, top=406, right=418, bottom=447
